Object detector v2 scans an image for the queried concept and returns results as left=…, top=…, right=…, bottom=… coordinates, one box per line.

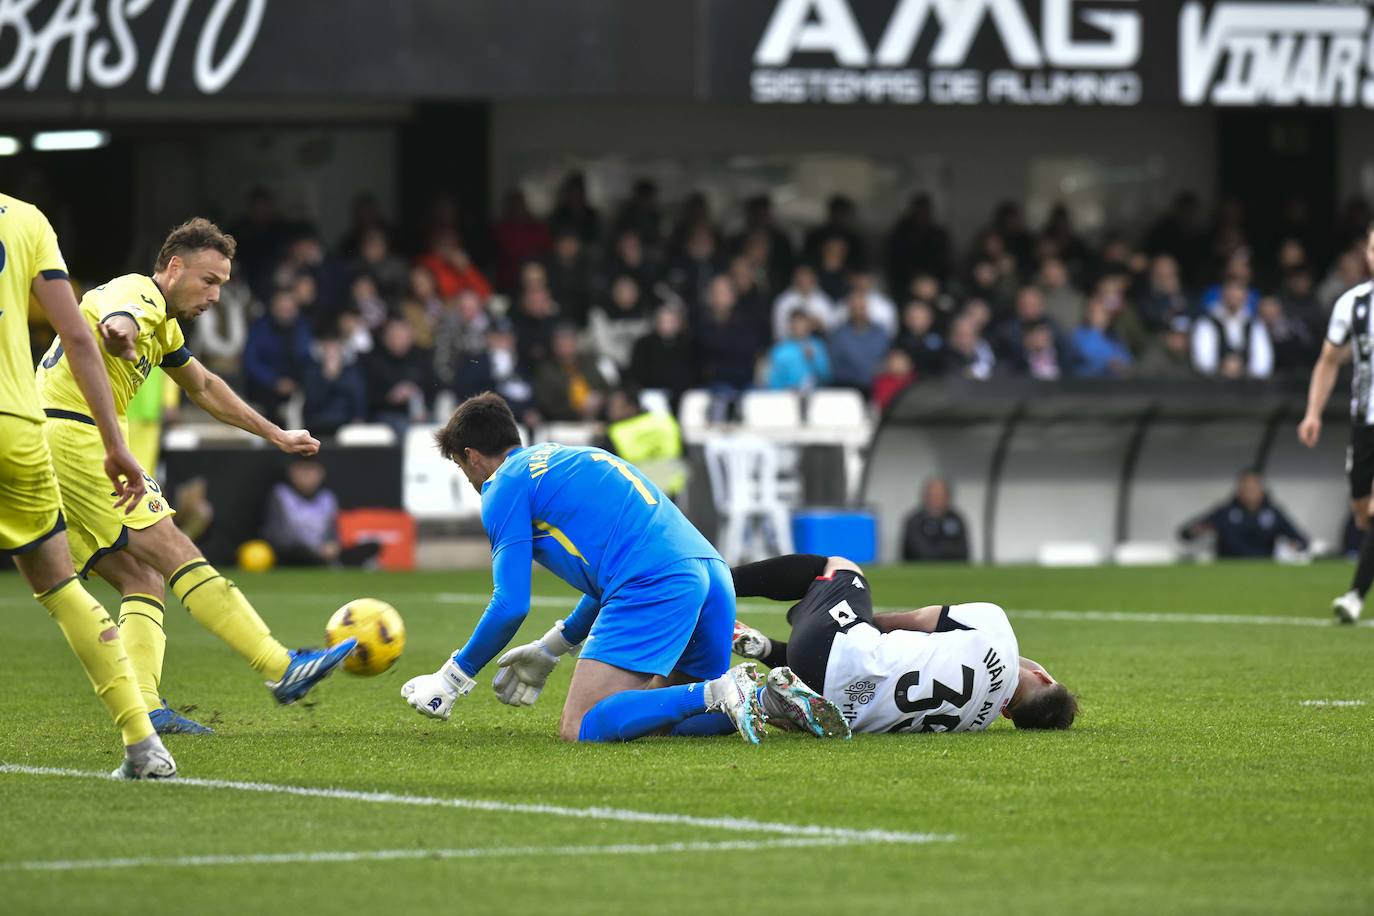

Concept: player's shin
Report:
left=668, top=711, right=737, bottom=737
left=576, top=683, right=710, bottom=742
left=169, top=559, right=291, bottom=680
left=118, top=594, right=167, bottom=711
left=37, top=577, right=154, bottom=746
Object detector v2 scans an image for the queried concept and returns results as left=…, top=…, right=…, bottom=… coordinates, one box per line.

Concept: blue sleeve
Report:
left=452, top=475, right=534, bottom=676
left=814, top=341, right=831, bottom=382
left=561, top=593, right=602, bottom=646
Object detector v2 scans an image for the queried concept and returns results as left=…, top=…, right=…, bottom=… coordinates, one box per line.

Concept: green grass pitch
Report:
left=1, top=562, right=1371, bottom=915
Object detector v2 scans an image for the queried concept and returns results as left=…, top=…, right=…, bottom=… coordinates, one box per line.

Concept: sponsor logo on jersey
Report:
left=843, top=679, right=877, bottom=705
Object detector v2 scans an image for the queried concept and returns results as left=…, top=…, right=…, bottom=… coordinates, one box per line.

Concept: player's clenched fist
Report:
left=272, top=428, right=321, bottom=456
left=401, top=659, right=476, bottom=721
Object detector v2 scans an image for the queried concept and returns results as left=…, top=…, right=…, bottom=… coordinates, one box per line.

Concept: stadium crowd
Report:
left=179, top=175, right=1372, bottom=433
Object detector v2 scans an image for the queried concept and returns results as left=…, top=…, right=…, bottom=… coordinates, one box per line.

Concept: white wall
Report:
left=492, top=100, right=1217, bottom=250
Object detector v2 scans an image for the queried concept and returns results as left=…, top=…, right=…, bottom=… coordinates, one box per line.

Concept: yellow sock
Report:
left=118, top=594, right=166, bottom=712
left=170, top=559, right=291, bottom=680
left=37, top=577, right=153, bottom=746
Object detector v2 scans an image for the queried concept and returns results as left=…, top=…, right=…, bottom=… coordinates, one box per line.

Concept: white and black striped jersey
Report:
left=1327, top=281, right=1374, bottom=425
left=823, top=603, right=1020, bottom=734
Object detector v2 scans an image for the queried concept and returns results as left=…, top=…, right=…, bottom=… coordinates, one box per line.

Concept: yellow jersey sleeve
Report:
left=0, top=194, right=68, bottom=423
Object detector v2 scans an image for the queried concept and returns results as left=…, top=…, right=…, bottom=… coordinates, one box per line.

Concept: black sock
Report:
left=731, top=554, right=828, bottom=601
left=1352, top=528, right=1374, bottom=598
left=762, top=639, right=789, bottom=669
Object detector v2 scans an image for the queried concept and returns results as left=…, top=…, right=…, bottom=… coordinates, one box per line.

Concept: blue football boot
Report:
left=149, top=699, right=214, bottom=735
left=268, top=639, right=357, bottom=705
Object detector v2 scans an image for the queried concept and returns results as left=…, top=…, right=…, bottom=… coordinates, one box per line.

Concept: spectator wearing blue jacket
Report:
left=1071, top=295, right=1132, bottom=378
left=243, top=287, right=314, bottom=425
left=303, top=336, right=367, bottom=436
left=828, top=290, right=892, bottom=394
left=767, top=309, right=830, bottom=390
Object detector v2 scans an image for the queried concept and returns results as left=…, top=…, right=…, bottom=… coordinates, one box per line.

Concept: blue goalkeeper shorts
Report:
left=579, top=556, right=735, bottom=680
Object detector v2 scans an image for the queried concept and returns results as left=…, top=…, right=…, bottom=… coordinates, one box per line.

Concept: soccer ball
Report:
left=325, top=598, right=405, bottom=676
left=236, top=539, right=275, bottom=573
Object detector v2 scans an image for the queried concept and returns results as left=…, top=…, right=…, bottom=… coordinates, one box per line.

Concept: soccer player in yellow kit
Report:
left=0, top=192, right=176, bottom=779
left=36, top=218, right=356, bottom=731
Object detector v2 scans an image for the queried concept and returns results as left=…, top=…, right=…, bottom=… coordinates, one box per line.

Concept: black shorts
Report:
left=784, top=570, right=875, bottom=693
left=1349, top=425, right=1374, bottom=500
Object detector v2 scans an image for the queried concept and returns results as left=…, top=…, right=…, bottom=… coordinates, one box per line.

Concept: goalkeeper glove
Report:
left=401, top=657, right=476, bottom=721
left=491, top=621, right=578, bottom=707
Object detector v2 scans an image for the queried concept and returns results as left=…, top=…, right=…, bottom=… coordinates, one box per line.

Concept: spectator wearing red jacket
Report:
left=416, top=227, right=492, bottom=301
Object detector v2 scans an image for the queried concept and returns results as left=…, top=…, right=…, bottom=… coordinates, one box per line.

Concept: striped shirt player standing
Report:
left=1299, top=224, right=1374, bottom=623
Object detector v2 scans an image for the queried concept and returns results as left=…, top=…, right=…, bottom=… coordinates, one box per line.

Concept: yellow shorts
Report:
left=0, top=413, right=66, bottom=556
left=43, top=411, right=175, bottom=577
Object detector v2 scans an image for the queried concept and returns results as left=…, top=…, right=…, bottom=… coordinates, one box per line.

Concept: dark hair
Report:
left=155, top=217, right=236, bottom=271
left=434, top=392, right=520, bottom=462
left=1009, top=683, right=1078, bottom=730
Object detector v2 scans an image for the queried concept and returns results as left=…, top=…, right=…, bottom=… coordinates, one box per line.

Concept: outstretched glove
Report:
left=401, top=658, right=476, bottom=721
left=491, top=622, right=578, bottom=707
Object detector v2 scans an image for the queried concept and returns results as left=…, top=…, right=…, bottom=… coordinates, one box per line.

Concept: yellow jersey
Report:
left=0, top=193, right=69, bottom=424
left=37, top=273, right=192, bottom=419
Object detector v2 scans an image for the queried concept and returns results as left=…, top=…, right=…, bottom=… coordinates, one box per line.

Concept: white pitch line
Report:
left=0, top=765, right=950, bottom=846
left=1299, top=699, right=1367, bottom=707
left=3, top=837, right=867, bottom=873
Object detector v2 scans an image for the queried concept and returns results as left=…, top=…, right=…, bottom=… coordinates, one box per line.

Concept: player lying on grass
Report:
left=35, top=218, right=356, bottom=734
left=402, top=392, right=848, bottom=743
left=729, top=554, right=1077, bottom=733
left=1, top=192, right=176, bottom=780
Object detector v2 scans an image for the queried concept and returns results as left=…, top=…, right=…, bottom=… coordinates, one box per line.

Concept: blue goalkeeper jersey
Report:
left=453, top=443, right=721, bottom=675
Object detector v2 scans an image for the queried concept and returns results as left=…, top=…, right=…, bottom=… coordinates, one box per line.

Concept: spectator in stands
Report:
left=804, top=194, right=866, bottom=270
left=1017, top=319, right=1063, bottom=380
left=1319, top=247, right=1368, bottom=310
left=613, top=179, right=664, bottom=251
left=534, top=324, right=612, bottom=421
left=485, top=319, right=537, bottom=422
left=1256, top=295, right=1316, bottom=374
left=1041, top=204, right=1091, bottom=278
left=845, top=271, right=898, bottom=336
left=991, top=201, right=1035, bottom=278
left=543, top=229, right=596, bottom=328
left=589, top=273, right=652, bottom=370
left=901, top=478, right=970, bottom=563
left=872, top=348, right=917, bottom=412
left=1071, top=295, right=1133, bottom=378
left=363, top=317, right=434, bottom=435
left=993, top=286, right=1061, bottom=364
left=1278, top=266, right=1324, bottom=338
left=432, top=289, right=490, bottom=393
left=815, top=235, right=853, bottom=302
left=243, top=286, right=314, bottom=427
left=549, top=171, right=601, bottom=243
left=908, top=272, right=958, bottom=326
left=886, top=193, right=952, bottom=290
left=1037, top=257, right=1085, bottom=332
left=351, top=226, right=408, bottom=304
left=667, top=222, right=723, bottom=320
left=767, top=310, right=830, bottom=391
left=415, top=227, right=492, bottom=302
left=668, top=192, right=718, bottom=255
left=274, top=233, right=348, bottom=316
left=513, top=285, right=560, bottom=371
left=772, top=263, right=836, bottom=342
left=1192, top=277, right=1274, bottom=379
left=733, top=195, right=795, bottom=293
left=262, top=458, right=379, bottom=568
left=193, top=279, right=249, bottom=383
left=1178, top=468, right=1309, bottom=559
left=896, top=299, right=945, bottom=377
left=336, top=308, right=374, bottom=361
left=601, top=387, right=686, bottom=499
left=605, top=228, right=661, bottom=294
left=942, top=312, right=996, bottom=380
left=965, top=258, right=1012, bottom=317
left=229, top=186, right=293, bottom=300
left=728, top=254, right=773, bottom=346
left=627, top=303, right=695, bottom=407
left=1200, top=253, right=1259, bottom=315
left=348, top=273, right=390, bottom=336
left=1144, top=191, right=1209, bottom=289
left=1135, top=315, right=1196, bottom=380
left=337, top=193, right=393, bottom=261
left=1094, top=271, right=1149, bottom=356
left=697, top=274, right=764, bottom=399
left=828, top=291, right=890, bottom=393
left=492, top=188, right=551, bottom=292
left=303, top=336, right=367, bottom=436
left=1136, top=254, right=1191, bottom=332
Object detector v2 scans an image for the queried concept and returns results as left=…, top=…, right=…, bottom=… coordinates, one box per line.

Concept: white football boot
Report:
left=706, top=663, right=767, bottom=745
left=762, top=667, right=852, bottom=739
left=111, top=741, right=178, bottom=780
left=1332, top=590, right=1363, bottom=625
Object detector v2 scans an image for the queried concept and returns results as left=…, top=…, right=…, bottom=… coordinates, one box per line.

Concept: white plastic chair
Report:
left=807, top=388, right=868, bottom=430
left=336, top=424, right=398, bottom=447
left=402, top=424, right=480, bottom=521
left=703, top=436, right=794, bottom=564
left=739, top=390, right=802, bottom=430
left=639, top=389, right=672, bottom=415
left=678, top=389, right=713, bottom=437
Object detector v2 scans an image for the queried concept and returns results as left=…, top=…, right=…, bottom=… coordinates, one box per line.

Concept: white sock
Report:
left=702, top=672, right=735, bottom=708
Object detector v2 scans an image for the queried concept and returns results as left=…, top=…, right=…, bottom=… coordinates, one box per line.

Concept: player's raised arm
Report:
left=1299, top=340, right=1349, bottom=448
left=163, top=357, right=319, bottom=455
left=31, top=275, right=146, bottom=512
